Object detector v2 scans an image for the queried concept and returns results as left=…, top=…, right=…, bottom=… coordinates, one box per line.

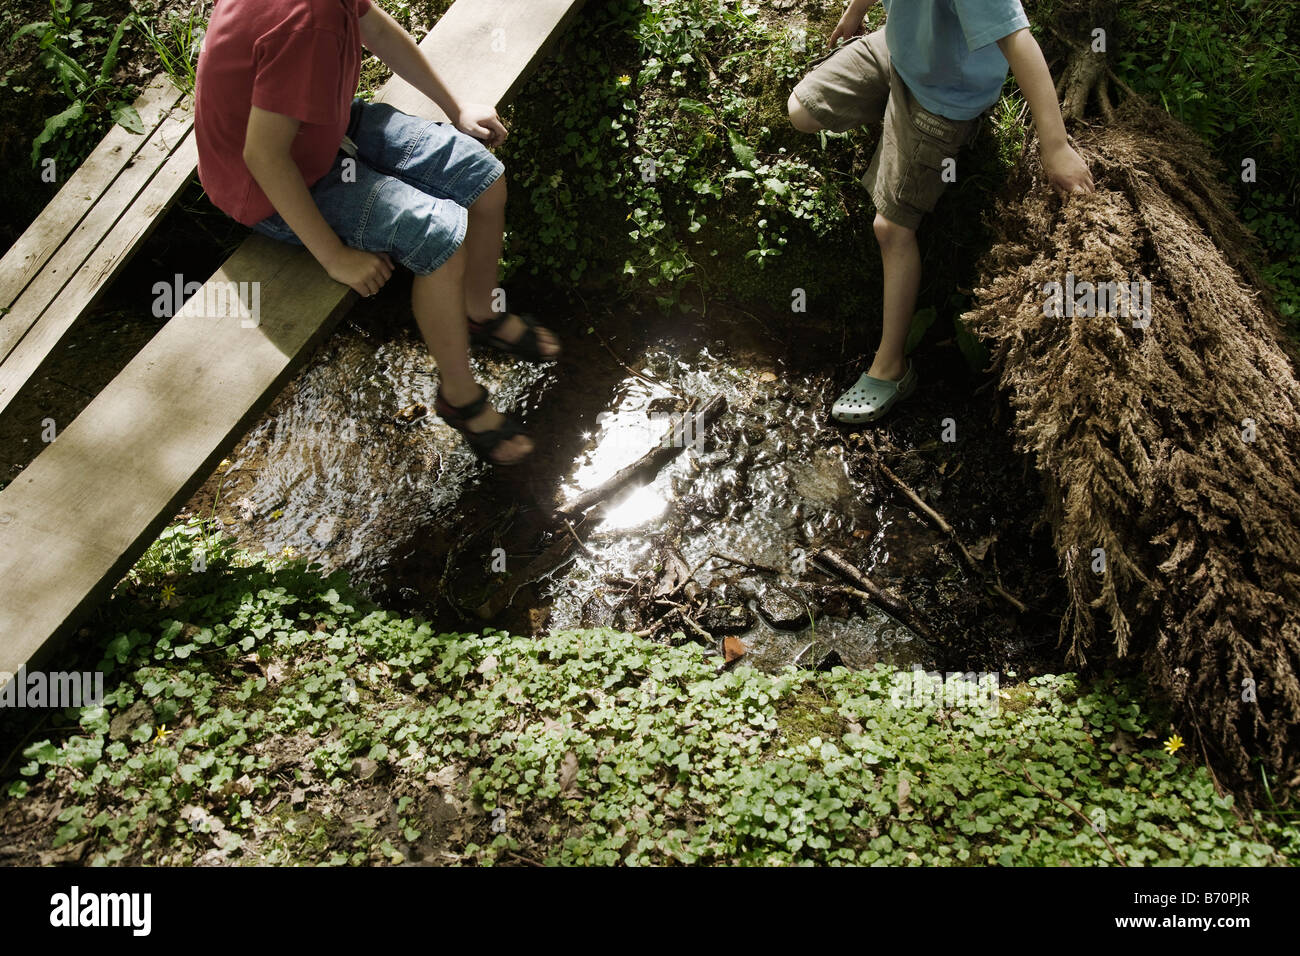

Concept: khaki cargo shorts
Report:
left=792, top=28, right=982, bottom=229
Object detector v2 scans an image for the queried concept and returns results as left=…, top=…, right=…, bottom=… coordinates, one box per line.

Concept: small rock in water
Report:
left=699, top=602, right=756, bottom=634
left=814, top=649, right=845, bottom=672
left=757, top=587, right=810, bottom=630
left=581, top=597, right=615, bottom=629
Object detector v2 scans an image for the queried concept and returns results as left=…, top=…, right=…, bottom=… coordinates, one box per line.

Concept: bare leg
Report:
left=791, top=93, right=913, bottom=382
left=869, top=212, right=919, bottom=381
left=463, top=175, right=559, bottom=356
left=463, top=175, right=507, bottom=319
left=413, top=243, right=533, bottom=464
left=787, top=91, right=825, bottom=134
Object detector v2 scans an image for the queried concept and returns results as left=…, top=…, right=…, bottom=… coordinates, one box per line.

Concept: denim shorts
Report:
left=250, top=99, right=505, bottom=275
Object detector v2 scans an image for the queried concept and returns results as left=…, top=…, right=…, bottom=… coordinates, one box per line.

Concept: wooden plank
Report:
left=379, top=0, right=590, bottom=117
left=0, top=75, right=183, bottom=314
left=0, top=125, right=197, bottom=417
left=0, top=0, right=588, bottom=671
left=0, top=113, right=197, bottom=417
left=0, top=238, right=323, bottom=670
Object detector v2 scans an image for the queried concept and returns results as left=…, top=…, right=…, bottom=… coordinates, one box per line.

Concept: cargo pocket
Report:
left=896, top=106, right=970, bottom=212
left=896, top=135, right=950, bottom=211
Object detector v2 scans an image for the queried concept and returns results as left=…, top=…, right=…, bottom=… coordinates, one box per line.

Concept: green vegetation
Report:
left=1113, top=0, right=1299, bottom=323
left=500, top=0, right=888, bottom=317
left=3, top=518, right=1296, bottom=866
left=497, top=0, right=1300, bottom=333
left=132, top=2, right=205, bottom=95
left=3, top=0, right=141, bottom=167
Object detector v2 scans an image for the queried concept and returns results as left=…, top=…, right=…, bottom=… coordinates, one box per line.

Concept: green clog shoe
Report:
left=831, top=361, right=918, bottom=423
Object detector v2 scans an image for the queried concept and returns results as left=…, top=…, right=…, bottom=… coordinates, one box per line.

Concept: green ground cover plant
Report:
left=3, top=519, right=1295, bottom=866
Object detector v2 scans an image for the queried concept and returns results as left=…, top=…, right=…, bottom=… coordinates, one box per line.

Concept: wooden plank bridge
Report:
left=0, top=0, right=587, bottom=675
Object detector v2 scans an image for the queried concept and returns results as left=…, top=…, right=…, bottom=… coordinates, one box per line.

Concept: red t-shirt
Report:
left=195, top=0, right=373, bottom=226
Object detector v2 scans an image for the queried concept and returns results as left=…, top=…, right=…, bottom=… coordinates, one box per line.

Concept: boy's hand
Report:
left=996, top=29, right=1096, bottom=197
left=324, top=246, right=394, bottom=297
left=1042, top=141, right=1095, bottom=195
left=456, top=104, right=508, bottom=147
left=828, top=5, right=868, bottom=47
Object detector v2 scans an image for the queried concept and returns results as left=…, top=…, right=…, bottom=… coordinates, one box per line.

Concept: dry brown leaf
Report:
left=558, top=751, right=579, bottom=794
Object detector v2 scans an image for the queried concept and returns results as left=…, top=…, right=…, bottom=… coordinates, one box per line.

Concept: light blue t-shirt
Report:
left=882, top=0, right=1030, bottom=120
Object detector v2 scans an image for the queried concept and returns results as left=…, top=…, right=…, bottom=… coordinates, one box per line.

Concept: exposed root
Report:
left=963, top=78, right=1300, bottom=786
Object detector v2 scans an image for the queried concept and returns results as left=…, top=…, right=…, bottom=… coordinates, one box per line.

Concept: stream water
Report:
left=183, top=288, right=1060, bottom=675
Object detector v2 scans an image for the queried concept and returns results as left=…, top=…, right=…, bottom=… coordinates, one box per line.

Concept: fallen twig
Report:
left=593, top=327, right=676, bottom=397
left=994, top=760, right=1127, bottom=867
left=707, top=552, right=781, bottom=575
left=558, top=394, right=727, bottom=517
left=506, top=850, right=545, bottom=867
left=562, top=517, right=594, bottom=558
left=632, top=608, right=676, bottom=638
left=812, top=548, right=934, bottom=641
left=680, top=614, right=712, bottom=642
left=876, top=461, right=1027, bottom=613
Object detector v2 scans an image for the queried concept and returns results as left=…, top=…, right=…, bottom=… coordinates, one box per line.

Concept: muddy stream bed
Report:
left=172, top=286, right=1067, bottom=678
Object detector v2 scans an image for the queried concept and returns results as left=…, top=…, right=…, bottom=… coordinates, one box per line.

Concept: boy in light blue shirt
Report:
left=788, top=0, right=1094, bottom=422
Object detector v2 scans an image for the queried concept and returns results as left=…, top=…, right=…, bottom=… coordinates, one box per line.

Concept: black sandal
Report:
left=434, top=385, right=531, bottom=465
left=468, top=312, right=559, bottom=362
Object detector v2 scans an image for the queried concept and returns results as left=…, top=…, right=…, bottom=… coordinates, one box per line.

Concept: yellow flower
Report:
left=155, top=725, right=170, bottom=741
left=617, top=74, right=632, bottom=85
left=160, top=582, right=177, bottom=603
left=1163, top=733, right=1185, bottom=756
left=281, top=545, right=297, bottom=559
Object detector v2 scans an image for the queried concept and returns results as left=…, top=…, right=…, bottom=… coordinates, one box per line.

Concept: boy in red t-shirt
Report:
left=196, top=0, right=557, bottom=465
